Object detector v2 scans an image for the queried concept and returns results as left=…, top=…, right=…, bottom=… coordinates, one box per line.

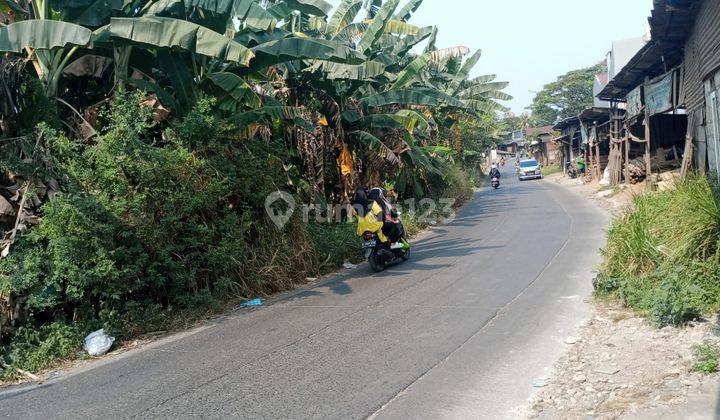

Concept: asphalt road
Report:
left=0, top=165, right=609, bottom=419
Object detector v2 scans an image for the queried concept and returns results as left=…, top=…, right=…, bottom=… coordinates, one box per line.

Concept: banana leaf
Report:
left=58, top=0, right=123, bottom=27
left=0, top=20, right=91, bottom=52
left=363, top=0, right=382, bottom=19
left=251, top=37, right=365, bottom=70
left=158, top=50, right=196, bottom=114
left=231, top=0, right=278, bottom=31
left=391, top=25, right=432, bottom=57
left=232, top=106, right=313, bottom=131
left=142, top=0, right=185, bottom=16
left=311, top=60, right=385, bottom=80
left=332, top=22, right=367, bottom=43
left=482, top=90, right=513, bottom=101
left=464, top=99, right=508, bottom=114
left=327, top=0, right=362, bottom=33
left=361, top=88, right=466, bottom=110
left=382, top=19, right=419, bottom=35
left=204, top=71, right=262, bottom=108
left=468, top=74, right=496, bottom=84
left=459, top=81, right=510, bottom=99
left=392, top=46, right=469, bottom=90
left=348, top=130, right=401, bottom=165
left=393, top=109, right=429, bottom=132
left=422, top=25, right=437, bottom=53
left=394, top=0, right=423, bottom=21
left=234, top=28, right=290, bottom=47
left=106, top=17, right=254, bottom=66
left=445, top=49, right=480, bottom=95
left=361, top=110, right=428, bottom=133
left=356, top=0, right=400, bottom=53
left=62, top=54, right=113, bottom=77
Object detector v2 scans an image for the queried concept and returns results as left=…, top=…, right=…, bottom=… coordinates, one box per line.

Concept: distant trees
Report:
left=528, top=61, right=606, bottom=126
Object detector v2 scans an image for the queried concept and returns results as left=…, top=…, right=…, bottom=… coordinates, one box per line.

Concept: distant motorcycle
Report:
left=491, top=176, right=500, bottom=189
left=566, top=163, right=578, bottom=179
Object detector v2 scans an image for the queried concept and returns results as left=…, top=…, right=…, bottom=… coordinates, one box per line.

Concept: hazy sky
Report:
left=332, top=0, right=654, bottom=113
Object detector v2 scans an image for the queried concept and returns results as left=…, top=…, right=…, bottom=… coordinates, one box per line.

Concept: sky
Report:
left=331, top=0, right=654, bottom=114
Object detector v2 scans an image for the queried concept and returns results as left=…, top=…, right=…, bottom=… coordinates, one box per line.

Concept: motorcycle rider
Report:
left=368, top=187, right=405, bottom=248
left=489, top=163, right=501, bottom=180
left=352, top=186, right=407, bottom=249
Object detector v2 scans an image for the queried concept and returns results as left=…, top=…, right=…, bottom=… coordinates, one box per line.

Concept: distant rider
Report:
left=489, top=163, right=501, bottom=179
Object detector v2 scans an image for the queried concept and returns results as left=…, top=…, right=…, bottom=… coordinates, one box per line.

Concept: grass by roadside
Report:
left=593, top=175, right=720, bottom=327
left=542, top=163, right=562, bottom=177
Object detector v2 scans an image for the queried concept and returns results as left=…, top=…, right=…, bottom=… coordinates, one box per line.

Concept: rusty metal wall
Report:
left=683, top=0, right=720, bottom=115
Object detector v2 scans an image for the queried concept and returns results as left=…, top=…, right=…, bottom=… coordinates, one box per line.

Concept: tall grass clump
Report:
left=595, top=175, right=720, bottom=326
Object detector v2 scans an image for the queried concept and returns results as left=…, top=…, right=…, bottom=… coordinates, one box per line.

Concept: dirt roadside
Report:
left=526, top=173, right=720, bottom=420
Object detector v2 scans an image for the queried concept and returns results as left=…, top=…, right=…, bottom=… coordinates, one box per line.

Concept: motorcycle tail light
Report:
left=363, top=232, right=374, bottom=240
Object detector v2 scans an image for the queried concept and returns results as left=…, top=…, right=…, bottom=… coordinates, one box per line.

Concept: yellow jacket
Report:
left=356, top=201, right=388, bottom=242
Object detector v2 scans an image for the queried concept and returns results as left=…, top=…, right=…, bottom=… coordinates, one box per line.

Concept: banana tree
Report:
left=0, top=20, right=92, bottom=97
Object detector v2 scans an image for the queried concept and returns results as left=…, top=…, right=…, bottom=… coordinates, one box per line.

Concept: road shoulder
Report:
left=528, top=175, right=720, bottom=419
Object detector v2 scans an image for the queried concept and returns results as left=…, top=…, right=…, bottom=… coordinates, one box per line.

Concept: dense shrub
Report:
left=1, top=322, right=81, bottom=379
left=596, top=176, right=720, bottom=326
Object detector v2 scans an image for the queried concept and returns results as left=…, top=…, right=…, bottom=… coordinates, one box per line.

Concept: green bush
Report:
left=0, top=93, right=320, bottom=377
left=596, top=176, right=720, bottom=326
left=1, top=322, right=81, bottom=380
left=693, top=342, right=720, bottom=374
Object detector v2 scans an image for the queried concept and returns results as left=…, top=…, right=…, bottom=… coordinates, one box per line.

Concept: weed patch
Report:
left=693, top=342, right=720, bottom=374
left=595, top=175, right=720, bottom=327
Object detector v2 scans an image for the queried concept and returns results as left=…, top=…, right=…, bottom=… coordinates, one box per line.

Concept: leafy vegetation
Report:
left=528, top=62, right=606, bottom=126
left=541, top=163, right=562, bottom=177
left=693, top=342, right=720, bottom=374
left=0, top=0, right=510, bottom=378
left=594, top=176, right=720, bottom=327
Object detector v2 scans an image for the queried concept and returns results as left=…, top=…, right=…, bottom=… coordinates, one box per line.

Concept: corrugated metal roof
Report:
left=597, top=0, right=701, bottom=101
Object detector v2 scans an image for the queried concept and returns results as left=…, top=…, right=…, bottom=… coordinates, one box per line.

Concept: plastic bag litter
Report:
left=599, top=167, right=611, bottom=186
left=84, top=329, right=115, bottom=357
left=240, top=298, right=263, bottom=308
left=342, top=262, right=358, bottom=269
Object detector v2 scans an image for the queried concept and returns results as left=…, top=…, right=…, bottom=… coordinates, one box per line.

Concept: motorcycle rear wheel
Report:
left=368, top=251, right=385, bottom=272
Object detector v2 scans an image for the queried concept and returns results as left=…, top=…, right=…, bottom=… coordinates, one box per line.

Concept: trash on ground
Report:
left=533, top=377, right=549, bottom=388
left=563, top=336, right=580, bottom=345
left=240, top=298, right=263, bottom=308
left=599, top=167, right=611, bottom=186
left=84, top=329, right=115, bottom=357
left=305, top=277, right=318, bottom=281
left=342, top=262, right=358, bottom=269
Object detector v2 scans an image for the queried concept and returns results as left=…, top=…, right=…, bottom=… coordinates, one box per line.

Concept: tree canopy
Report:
left=527, top=61, right=606, bottom=126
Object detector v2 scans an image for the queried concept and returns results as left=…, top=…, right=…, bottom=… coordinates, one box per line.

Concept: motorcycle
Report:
left=361, top=231, right=410, bottom=272
left=352, top=187, right=411, bottom=272
left=566, top=163, right=578, bottom=179
left=491, top=176, right=500, bottom=189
